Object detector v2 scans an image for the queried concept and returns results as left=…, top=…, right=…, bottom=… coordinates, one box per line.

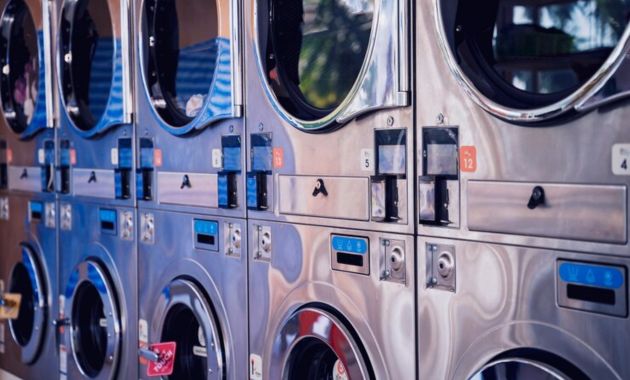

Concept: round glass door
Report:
left=153, top=278, right=224, bottom=379
left=0, top=0, right=40, bottom=134
left=259, top=0, right=374, bottom=123
left=65, top=260, right=120, bottom=380
left=438, top=0, right=630, bottom=119
left=471, top=359, right=574, bottom=380
left=274, top=307, right=371, bottom=379
left=143, top=0, right=229, bottom=129
left=59, top=0, right=114, bottom=131
left=8, top=243, right=47, bottom=364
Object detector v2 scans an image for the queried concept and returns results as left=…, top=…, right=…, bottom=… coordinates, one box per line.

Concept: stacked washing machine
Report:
left=52, top=0, right=137, bottom=378
left=416, top=0, right=630, bottom=379
left=0, top=0, right=58, bottom=378
left=244, top=0, right=415, bottom=376
left=133, top=0, right=248, bottom=377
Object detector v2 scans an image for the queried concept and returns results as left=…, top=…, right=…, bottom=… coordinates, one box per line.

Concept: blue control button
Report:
left=194, top=219, right=218, bottom=235
left=140, top=147, right=154, bottom=169
left=29, top=201, right=43, bottom=214
left=331, top=235, right=368, bottom=255
left=118, top=148, right=133, bottom=169
left=223, top=147, right=241, bottom=172
left=246, top=175, right=258, bottom=208
left=559, top=262, right=624, bottom=289
left=218, top=175, right=228, bottom=207
left=99, top=209, right=117, bottom=223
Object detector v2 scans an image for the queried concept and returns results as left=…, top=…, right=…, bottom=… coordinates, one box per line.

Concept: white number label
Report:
left=360, top=149, right=374, bottom=172
left=612, top=144, right=630, bottom=176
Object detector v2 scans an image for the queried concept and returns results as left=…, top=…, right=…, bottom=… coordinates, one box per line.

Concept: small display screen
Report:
left=378, top=145, right=406, bottom=175
left=426, top=144, right=458, bottom=176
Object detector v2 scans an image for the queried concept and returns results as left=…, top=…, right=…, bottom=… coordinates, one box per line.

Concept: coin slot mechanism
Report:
left=115, top=139, right=132, bottom=200
left=331, top=235, right=369, bottom=275
left=247, top=133, right=272, bottom=211
left=193, top=219, right=219, bottom=251
left=136, top=139, right=154, bottom=201
left=218, top=135, right=241, bottom=209
left=58, top=140, right=71, bottom=194
left=99, top=208, right=117, bottom=234
left=371, top=129, right=407, bottom=223
left=41, top=140, right=55, bottom=192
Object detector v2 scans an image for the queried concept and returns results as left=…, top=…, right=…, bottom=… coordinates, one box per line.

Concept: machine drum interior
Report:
left=8, top=262, right=36, bottom=346
left=261, top=0, right=374, bottom=120
left=144, top=0, right=221, bottom=127
left=442, top=0, right=630, bottom=109
left=0, top=0, right=39, bottom=134
left=160, top=304, right=208, bottom=379
left=71, top=281, right=108, bottom=377
left=284, top=337, right=342, bottom=379
left=60, top=0, right=114, bottom=131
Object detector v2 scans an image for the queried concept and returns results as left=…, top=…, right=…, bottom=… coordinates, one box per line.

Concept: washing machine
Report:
left=0, top=192, right=58, bottom=378
left=419, top=237, right=630, bottom=379
left=134, top=0, right=245, bottom=217
left=415, top=0, right=630, bottom=256
left=136, top=209, right=247, bottom=379
left=243, top=0, right=413, bottom=233
left=56, top=200, right=136, bottom=380
left=248, top=220, right=415, bottom=379
left=0, top=0, right=56, bottom=197
left=54, top=0, right=134, bottom=204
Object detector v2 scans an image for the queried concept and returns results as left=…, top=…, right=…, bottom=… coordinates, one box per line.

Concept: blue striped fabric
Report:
left=88, top=37, right=114, bottom=121
left=175, top=38, right=218, bottom=110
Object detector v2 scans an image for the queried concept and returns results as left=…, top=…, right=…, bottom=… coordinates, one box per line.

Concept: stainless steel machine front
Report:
left=56, top=200, right=136, bottom=380
left=416, top=0, right=630, bottom=257
left=0, top=193, right=58, bottom=378
left=419, top=237, right=630, bottom=379
left=134, top=0, right=245, bottom=217
left=55, top=0, right=134, bottom=205
left=248, top=221, right=415, bottom=379
left=244, top=0, right=413, bottom=233
left=137, top=209, right=247, bottom=379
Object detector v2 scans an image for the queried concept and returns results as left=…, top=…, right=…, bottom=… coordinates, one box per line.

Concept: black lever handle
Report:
left=180, top=174, right=191, bottom=189
left=88, top=171, right=97, bottom=183
left=312, top=178, right=328, bottom=197
left=527, top=186, right=545, bottom=209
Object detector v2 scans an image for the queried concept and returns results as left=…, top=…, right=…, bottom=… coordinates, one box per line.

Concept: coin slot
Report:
left=567, top=284, right=615, bottom=306
left=197, top=234, right=215, bottom=246
left=336, top=252, right=363, bottom=267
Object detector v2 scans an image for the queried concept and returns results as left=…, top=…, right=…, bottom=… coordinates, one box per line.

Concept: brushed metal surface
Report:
left=249, top=221, right=415, bottom=379
left=278, top=175, right=369, bottom=221
left=156, top=172, right=218, bottom=208
left=72, top=168, right=116, bottom=199
left=418, top=237, right=630, bottom=380
left=7, top=166, right=42, bottom=193
left=467, top=181, right=627, bottom=244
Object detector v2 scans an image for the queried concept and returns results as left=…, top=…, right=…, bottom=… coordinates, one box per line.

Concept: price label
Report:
left=153, top=149, right=163, bottom=168
left=0, top=293, right=22, bottom=320
left=146, top=341, right=177, bottom=377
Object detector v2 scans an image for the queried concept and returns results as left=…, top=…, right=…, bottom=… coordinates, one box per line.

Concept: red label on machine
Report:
left=6, top=148, right=12, bottom=164
left=154, top=149, right=163, bottom=167
left=459, top=146, right=477, bottom=173
left=272, top=147, right=284, bottom=169
left=146, top=342, right=176, bottom=377
left=70, top=149, right=77, bottom=165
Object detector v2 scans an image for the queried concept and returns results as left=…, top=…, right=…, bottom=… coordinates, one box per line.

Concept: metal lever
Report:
left=20, top=169, right=28, bottom=179
left=180, top=174, right=191, bottom=189
left=527, top=186, right=545, bottom=209
left=88, top=171, right=97, bottom=183
left=312, top=178, right=328, bottom=197
left=138, top=347, right=160, bottom=362
left=53, top=318, right=69, bottom=328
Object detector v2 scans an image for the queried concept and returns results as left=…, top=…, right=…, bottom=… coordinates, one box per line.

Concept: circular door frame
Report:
left=433, top=0, right=630, bottom=123
left=252, top=0, right=382, bottom=131
left=0, top=0, right=48, bottom=139
left=56, top=0, right=127, bottom=138
left=271, top=307, right=370, bottom=379
left=138, top=0, right=239, bottom=136
left=471, top=358, right=572, bottom=380
left=64, top=259, right=121, bottom=380
left=150, top=277, right=225, bottom=378
left=8, top=242, right=47, bottom=364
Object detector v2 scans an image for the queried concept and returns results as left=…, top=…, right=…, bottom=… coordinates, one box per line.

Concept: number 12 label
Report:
left=612, top=144, right=630, bottom=176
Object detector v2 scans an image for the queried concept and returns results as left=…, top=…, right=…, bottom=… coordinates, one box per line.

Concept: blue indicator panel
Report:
left=559, top=262, right=624, bottom=289
left=246, top=174, right=258, bottom=209
left=29, top=201, right=43, bottom=220
left=99, top=209, right=117, bottom=234
left=193, top=219, right=219, bottom=251
left=331, top=235, right=368, bottom=255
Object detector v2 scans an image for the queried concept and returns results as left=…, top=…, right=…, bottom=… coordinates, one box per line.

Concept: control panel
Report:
left=58, top=140, right=71, bottom=194
left=247, top=133, right=272, bottom=211
left=558, top=260, right=627, bottom=317
left=218, top=135, right=241, bottom=209
left=136, top=138, right=154, bottom=201
left=115, top=139, right=133, bottom=199
left=41, top=140, right=55, bottom=193
left=371, top=129, right=407, bottom=223
left=331, top=235, right=369, bottom=275
left=419, top=127, right=459, bottom=227
left=99, top=208, right=118, bottom=234
left=194, top=219, right=219, bottom=251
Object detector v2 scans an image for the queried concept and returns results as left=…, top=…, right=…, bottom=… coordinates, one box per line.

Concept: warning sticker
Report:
left=146, top=341, right=176, bottom=377
left=0, top=293, right=22, bottom=320
left=249, top=353, right=263, bottom=380
left=459, top=146, right=477, bottom=173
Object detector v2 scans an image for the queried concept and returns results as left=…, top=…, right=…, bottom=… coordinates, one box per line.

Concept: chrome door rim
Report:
left=471, top=358, right=570, bottom=380
left=65, top=260, right=121, bottom=380
left=433, top=0, right=630, bottom=123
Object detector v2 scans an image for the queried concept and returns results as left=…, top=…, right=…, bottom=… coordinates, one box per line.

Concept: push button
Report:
left=136, top=139, right=154, bottom=201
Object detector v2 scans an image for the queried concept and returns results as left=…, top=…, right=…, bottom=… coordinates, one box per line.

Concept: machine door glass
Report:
left=60, top=0, right=114, bottom=132
left=154, top=278, right=224, bottom=378
left=0, top=0, right=43, bottom=135
left=65, top=260, right=120, bottom=379
left=143, top=0, right=235, bottom=132
left=470, top=353, right=590, bottom=380
left=260, top=0, right=374, bottom=122
left=440, top=0, right=630, bottom=113
left=8, top=243, right=47, bottom=364
left=274, top=307, right=371, bottom=379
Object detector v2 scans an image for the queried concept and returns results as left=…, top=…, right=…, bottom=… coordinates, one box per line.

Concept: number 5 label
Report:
left=612, top=144, right=630, bottom=176
left=360, top=149, right=374, bottom=172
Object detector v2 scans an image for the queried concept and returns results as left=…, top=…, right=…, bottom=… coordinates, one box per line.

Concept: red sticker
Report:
left=154, top=149, right=163, bottom=168
left=460, top=146, right=477, bottom=173
left=146, top=342, right=176, bottom=377
left=70, top=149, right=77, bottom=165
left=272, top=147, right=284, bottom=169
left=6, top=148, right=12, bottom=164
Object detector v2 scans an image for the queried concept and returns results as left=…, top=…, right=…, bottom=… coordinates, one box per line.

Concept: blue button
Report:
left=331, top=235, right=368, bottom=255
left=218, top=175, right=228, bottom=207
left=223, top=147, right=241, bottom=172
left=194, top=219, right=218, bottom=235
left=559, top=262, right=624, bottom=289
left=247, top=176, right=258, bottom=208
left=99, top=209, right=117, bottom=223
